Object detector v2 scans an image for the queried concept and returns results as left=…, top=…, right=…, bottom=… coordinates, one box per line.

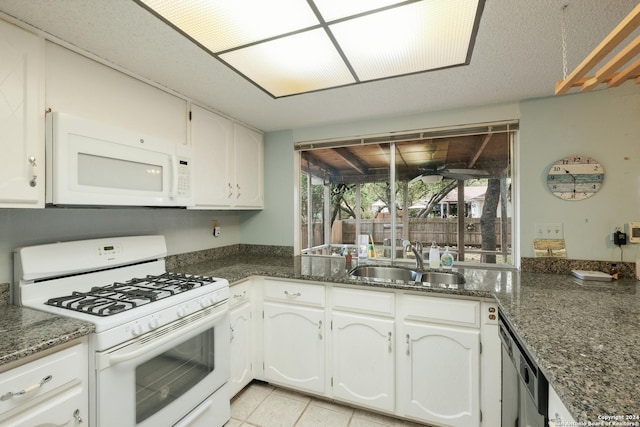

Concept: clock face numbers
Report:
left=547, top=156, right=604, bottom=201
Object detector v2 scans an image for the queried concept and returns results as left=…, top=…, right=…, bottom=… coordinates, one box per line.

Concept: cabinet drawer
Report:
left=264, top=279, right=325, bottom=307
left=0, top=343, right=86, bottom=416
left=229, top=280, right=252, bottom=308
left=332, top=287, right=395, bottom=317
left=402, top=294, right=480, bottom=328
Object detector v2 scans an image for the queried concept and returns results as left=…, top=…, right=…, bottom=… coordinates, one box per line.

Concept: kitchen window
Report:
left=296, top=121, right=518, bottom=267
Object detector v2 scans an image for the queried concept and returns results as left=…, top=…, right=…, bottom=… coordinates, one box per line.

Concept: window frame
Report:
left=293, top=121, right=520, bottom=269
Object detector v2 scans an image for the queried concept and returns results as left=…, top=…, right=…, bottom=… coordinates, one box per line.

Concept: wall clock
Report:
left=547, top=155, right=604, bottom=201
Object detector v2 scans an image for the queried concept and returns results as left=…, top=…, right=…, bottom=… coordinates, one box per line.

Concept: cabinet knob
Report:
left=73, top=409, right=84, bottom=425
left=28, top=156, right=38, bottom=187
left=405, top=334, right=411, bottom=356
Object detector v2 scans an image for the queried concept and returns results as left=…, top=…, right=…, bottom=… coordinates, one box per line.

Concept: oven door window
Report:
left=136, top=328, right=215, bottom=423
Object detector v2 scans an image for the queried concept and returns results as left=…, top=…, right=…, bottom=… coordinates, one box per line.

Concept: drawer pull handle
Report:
left=1, top=375, right=52, bottom=401
left=284, top=291, right=301, bottom=297
left=233, top=291, right=247, bottom=299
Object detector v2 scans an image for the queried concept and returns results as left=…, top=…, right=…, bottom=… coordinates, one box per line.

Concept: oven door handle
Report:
left=97, top=303, right=228, bottom=371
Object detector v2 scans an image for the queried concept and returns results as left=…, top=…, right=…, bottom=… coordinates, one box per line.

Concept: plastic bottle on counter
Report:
left=610, top=263, right=618, bottom=280
left=441, top=246, right=454, bottom=269
left=428, top=242, right=440, bottom=269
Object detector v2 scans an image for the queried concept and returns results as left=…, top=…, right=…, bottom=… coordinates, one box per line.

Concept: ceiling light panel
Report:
left=136, top=0, right=484, bottom=97
left=220, top=29, right=356, bottom=97
left=138, top=0, right=319, bottom=52
left=330, top=0, right=480, bottom=81
left=312, top=0, right=408, bottom=22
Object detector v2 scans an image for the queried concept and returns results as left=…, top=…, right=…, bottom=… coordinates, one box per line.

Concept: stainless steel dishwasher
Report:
left=499, top=312, right=548, bottom=427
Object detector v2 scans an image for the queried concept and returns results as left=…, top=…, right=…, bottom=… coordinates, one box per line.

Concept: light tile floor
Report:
left=226, top=381, right=431, bottom=427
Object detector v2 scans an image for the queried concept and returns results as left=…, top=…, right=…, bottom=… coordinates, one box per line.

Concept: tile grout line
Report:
left=292, top=398, right=312, bottom=426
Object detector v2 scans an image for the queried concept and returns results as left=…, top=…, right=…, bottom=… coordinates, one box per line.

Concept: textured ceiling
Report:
left=0, top=0, right=638, bottom=132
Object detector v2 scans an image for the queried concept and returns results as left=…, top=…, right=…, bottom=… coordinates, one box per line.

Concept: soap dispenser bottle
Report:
left=428, top=242, right=440, bottom=269
left=441, top=246, right=454, bottom=269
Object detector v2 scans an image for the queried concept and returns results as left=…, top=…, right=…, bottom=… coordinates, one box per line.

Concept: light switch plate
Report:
left=534, top=223, right=563, bottom=239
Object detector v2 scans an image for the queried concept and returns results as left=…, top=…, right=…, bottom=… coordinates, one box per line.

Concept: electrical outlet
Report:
left=609, top=224, right=623, bottom=241
left=534, top=223, right=564, bottom=239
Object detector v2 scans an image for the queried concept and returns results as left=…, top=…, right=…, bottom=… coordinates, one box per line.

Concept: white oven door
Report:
left=95, top=302, right=229, bottom=427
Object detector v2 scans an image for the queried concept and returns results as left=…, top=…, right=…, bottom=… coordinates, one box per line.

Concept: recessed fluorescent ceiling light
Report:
left=136, top=0, right=485, bottom=98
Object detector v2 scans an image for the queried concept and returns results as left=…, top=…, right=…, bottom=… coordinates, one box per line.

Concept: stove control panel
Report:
left=98, top=243, right=123, bottom=257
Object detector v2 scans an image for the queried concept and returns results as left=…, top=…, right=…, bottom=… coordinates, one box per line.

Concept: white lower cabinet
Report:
left=262, top=280, right=326, bottom=395
left=0, top=340, right=88, bottom=427
left=332, top=311, right=395, bottom=411
left=398, top=321, right=480, bottom=427
left=229, top=281, right=254, bottom=398
left=397, top=294, right=482, bottom=427
left=330, top=286, right=395, bottom=412
left=252, top=279, right=498, bottom=426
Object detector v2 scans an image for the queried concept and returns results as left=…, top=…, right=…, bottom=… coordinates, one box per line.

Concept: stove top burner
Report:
left=45, top=272, right=217, bottom=317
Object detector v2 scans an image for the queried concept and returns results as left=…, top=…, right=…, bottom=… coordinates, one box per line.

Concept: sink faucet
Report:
left=402, top=240, right=424, bottom=270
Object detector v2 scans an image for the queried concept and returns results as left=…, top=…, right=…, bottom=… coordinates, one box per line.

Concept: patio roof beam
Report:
left=332, top=147, right=369, bottom=175
left=467, top=132, right=493, bottom=168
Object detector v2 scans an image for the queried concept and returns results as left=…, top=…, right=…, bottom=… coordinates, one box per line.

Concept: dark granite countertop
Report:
left=171, top=254, right=508, bottom=299
left=1, top=253, right=637, bottom=422
left=0, top=300, right=95, bottom=369
left=173, top=254, right=640, bottom=423
left=494, top=273, right=640, bottom=422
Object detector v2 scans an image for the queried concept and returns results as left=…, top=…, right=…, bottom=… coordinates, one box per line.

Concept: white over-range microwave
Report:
left=46, top=112, right=194, bottom=207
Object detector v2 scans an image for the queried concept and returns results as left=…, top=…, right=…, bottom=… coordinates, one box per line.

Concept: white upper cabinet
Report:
left=190, top=104, right=264, bottom=210
left=233, top=123, right=264, bottom=208
left=0, top=19, right=45, bottom=208
left=191, top=105, right=235, bottom=207
left=45, top=42, right=187, bottom=145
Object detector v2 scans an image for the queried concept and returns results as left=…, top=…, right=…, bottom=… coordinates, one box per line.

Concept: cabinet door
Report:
left=190, top=105, right=234, bottom=208
left=332, top=311, right=395, bottom=411
left=0, top=384, right=85, bottom=427
left=229, top=302, right=253, bottom=398
left=233, top=123, right=263, bottom=208
left=399, top=322, right=480, bottom=427
left=0, top=19, right=44, bottom=208
left=263, top=302, right=325, bottom=394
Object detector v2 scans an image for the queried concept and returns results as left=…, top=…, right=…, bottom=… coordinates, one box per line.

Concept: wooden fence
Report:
left=301, top=218, right=511, bottom=249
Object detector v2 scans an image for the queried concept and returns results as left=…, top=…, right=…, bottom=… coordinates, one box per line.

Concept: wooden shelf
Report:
left=555, top=3, right=640, bottom=94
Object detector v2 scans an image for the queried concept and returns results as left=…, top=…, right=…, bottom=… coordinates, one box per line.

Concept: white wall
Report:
left=519, top=83, right=640, bottom=262
left=239, top=130, right=295, bottom=246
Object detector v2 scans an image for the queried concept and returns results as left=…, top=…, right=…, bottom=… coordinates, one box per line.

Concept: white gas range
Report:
left=13, top=235, right=231, bottom=427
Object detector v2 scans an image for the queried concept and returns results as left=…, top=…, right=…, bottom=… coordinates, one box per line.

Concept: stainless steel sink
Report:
left=348, top=265, right=421, bottom=282
left=348, top=265, right=465, bottom=286
left=421, top=270, right=466, bottom=286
